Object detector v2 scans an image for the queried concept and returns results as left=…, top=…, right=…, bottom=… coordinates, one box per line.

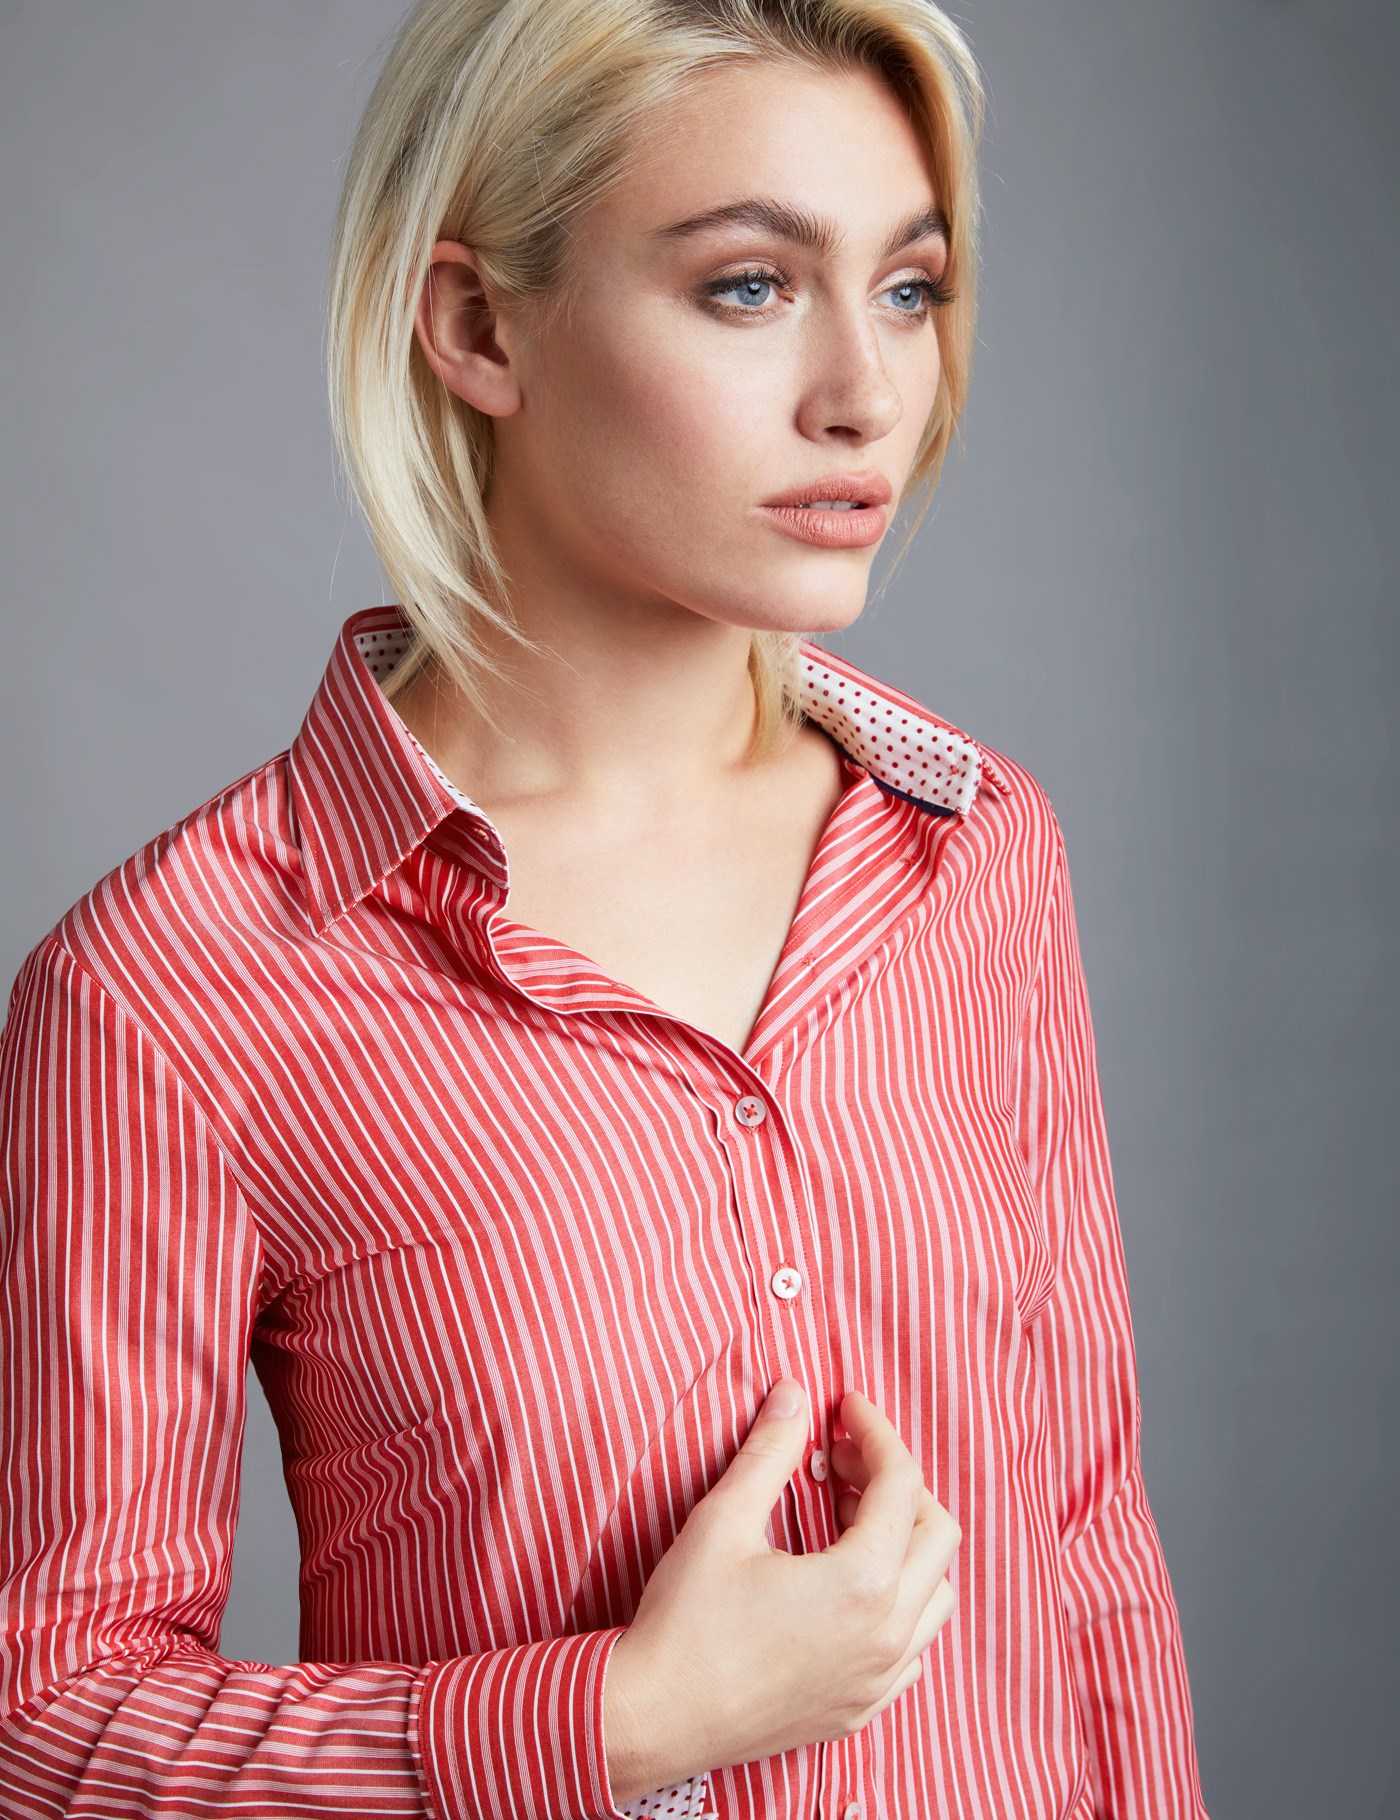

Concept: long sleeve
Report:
left=0, top=932, right=632, bottom=1820
left=1014, top=816, right=1209, bottom=1820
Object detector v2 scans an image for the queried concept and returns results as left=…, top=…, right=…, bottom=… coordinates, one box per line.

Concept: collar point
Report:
left=974, top=747, right=1015, bottom=798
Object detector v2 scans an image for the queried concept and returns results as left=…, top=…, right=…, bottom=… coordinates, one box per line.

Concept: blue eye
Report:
left=886, top=280, right=928, bottom=312
left=707, top=271, right=779, bottom=311
left=701, top=265, right=955, bottom=320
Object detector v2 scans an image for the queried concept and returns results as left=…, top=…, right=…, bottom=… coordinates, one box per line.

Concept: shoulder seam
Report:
left=35, top=931, right=273, bottom=1280
left=1021, top=801, right=1069, bottom=1001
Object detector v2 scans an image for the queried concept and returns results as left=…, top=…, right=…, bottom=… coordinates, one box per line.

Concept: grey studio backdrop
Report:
left=2, top=3, right=1396, bottom=1816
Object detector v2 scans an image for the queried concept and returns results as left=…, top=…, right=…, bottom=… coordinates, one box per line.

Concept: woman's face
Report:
left=437, top=58, right=950, bottom=642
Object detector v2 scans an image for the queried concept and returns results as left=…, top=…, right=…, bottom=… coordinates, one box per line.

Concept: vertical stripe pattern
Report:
left=0, top=605, right=1209, bottom=1817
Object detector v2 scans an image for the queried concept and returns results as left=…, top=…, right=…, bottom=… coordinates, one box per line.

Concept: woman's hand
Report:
left=602, top=1382, right=960, bottom=1806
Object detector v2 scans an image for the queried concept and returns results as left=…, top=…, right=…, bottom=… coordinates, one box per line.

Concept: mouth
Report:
left=758, top=498, right=889, bottom=549
left=760, top=470, right=893, bottom=512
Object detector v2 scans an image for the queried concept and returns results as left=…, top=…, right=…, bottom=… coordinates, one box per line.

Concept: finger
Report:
left=831, top=1394, right=917, bottom=1496
left=885, top=1650, right=932, bottom=1710
left=918, top=1487, right=961, bottom=1570
left=830, top=1429, right=945, bottom=1539
left=829, top=1434, right=867, bottom=1489
left=711, top=1379, right=811, bottom=1542
left=831, top=1438, right=954, bottom=1558
left=888, top=1496, right=960, bottom=1635
left=828, top=1391, right=924, bottom=1579
left=859, top=1652, right=928, bottom=1734
left=889, top=1573, right=958, bottom=1683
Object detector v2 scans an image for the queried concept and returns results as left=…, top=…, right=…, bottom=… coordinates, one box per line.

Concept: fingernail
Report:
left=768, top=1380, right=802, bottom=1417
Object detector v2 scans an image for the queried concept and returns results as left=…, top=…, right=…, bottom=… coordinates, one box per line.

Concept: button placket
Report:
left=721, top=1083, right=827, bottom=1551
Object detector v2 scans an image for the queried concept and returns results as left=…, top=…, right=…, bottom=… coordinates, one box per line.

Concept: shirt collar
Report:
left=288, top=604, right=1011, bottom=936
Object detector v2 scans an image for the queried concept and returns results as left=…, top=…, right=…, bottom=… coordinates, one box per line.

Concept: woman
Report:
left=0, top=2, right=1210, bottom=1816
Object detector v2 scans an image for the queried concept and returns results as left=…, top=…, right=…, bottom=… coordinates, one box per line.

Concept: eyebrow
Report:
left=650, top=196, right=950, bottom=261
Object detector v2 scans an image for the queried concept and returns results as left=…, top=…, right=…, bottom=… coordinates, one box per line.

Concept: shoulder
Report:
left=797, top=641, right=1073, bottom=973
left=18, top=750, right=297, bottom=1046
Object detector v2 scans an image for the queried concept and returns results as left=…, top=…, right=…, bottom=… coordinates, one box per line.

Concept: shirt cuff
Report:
left=415, top=1624, right=634, bottom=1820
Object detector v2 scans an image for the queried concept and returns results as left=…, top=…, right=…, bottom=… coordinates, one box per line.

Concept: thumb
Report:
left=714, top=1379, right=808, bottom=1528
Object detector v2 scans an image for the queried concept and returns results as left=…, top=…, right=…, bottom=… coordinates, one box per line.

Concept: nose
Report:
left=793, top=304, right=906, bottom=446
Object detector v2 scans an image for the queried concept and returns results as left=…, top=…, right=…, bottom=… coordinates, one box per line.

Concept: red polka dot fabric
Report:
left=354, top=623, right=1013, bottom=822
left=620, top=1773, right=717, bottom=1818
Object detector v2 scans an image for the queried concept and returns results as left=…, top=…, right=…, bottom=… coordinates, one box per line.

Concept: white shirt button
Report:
left=809, top=1447, right=828, bottom=1482
left=770, top=1264, right=803, bottom=1300
left=842, top=1804, right=864, bottom=1820
left=733, top=1094, right=768, bottom=1128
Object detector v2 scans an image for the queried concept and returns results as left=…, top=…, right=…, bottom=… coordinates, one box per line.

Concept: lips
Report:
left=758, top=498, right=890, bottom=549
left=761, top=471, right=893, bottom=510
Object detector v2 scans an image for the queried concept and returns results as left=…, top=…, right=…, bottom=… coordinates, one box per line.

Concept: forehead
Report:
left=599, top=58, right=939, bottom=242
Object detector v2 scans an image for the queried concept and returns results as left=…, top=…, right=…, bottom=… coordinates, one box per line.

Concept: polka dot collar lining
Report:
left=352, top=614, right=1011, bottom=824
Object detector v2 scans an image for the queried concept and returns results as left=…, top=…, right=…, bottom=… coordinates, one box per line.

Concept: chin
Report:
left=750, top=579, right=871, bottom=639
left=727, top=607, right=868, bottom=644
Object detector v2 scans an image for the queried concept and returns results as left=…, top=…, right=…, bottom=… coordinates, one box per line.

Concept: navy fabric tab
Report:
left=870, top=773, right=959, bottom=818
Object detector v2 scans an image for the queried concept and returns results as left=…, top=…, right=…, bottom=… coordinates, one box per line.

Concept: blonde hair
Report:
left=325, top=0, right=985, bottom=760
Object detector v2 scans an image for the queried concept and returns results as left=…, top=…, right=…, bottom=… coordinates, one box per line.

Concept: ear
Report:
left=413, top=239, right=523, bottom=418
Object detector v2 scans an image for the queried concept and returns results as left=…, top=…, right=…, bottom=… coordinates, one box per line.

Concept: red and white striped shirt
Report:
left=0, top=603, right=1209, bottom=1819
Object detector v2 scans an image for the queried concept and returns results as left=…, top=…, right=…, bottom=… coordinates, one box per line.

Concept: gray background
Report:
left=2, top=2, right=1395, bottom=1814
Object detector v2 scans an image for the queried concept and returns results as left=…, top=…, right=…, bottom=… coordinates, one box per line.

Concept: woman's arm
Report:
left=1014, top=814, right=1211, bottom=1820
left=0, top=932, right=632, bottom=1820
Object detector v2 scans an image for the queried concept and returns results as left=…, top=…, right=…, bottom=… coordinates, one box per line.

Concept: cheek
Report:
left=586, top=346, right=758, bottom=502
left=545, top=341, right=779, bottom=595
left=552, top=299, right=765, bottom=489
left=912, top=334, right=946, bottom=429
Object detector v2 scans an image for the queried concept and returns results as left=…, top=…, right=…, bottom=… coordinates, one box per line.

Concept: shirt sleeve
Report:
left=0, top=932, right=634, bottom=1820
left=1013, top=816, right=1210, bottom=1820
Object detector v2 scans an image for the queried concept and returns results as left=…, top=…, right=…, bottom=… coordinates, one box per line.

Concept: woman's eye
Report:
left=705, top=270, right=782, bottom=311
left=701, top=269, right=949, bottom=320
left=885, top=280, right=929, bottom=313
